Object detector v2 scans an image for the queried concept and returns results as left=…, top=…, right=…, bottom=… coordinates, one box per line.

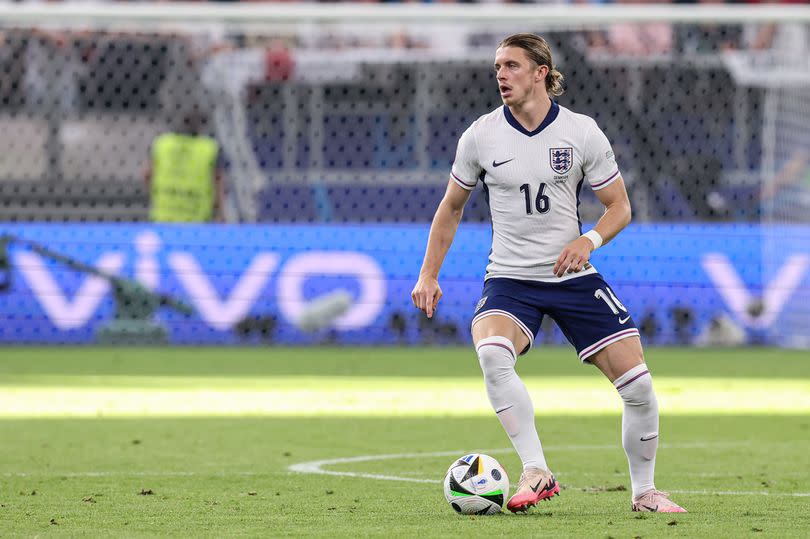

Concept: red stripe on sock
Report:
left=615, top=370, right=650, bottom=391
left=476, top=342, right=515, bottom=360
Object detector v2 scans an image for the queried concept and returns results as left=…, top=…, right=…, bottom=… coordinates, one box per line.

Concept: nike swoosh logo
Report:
left=619, top=315, right=631, bottom=324
left=529, top=478, right=557, bottom=494
left=641, top=504, right=658, bottom=512
left=640, top=434, right=659, bottom=442
left=492, top=158, right=514, bottom=168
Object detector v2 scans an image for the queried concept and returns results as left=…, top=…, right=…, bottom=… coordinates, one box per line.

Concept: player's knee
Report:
left=618, top=373, right=656, bottom=407
left=476, top=336, right=517, bottom=387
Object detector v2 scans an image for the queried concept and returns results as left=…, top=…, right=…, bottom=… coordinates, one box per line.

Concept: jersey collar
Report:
left=503, top=101, right=559, bottom=137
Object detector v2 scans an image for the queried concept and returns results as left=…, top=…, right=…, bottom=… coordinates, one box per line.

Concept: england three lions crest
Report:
left=550, top=147, right=573, bottom=174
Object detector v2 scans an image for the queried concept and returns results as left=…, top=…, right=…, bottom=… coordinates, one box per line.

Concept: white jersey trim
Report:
left=591, top=170, right=621, bottom=190
left=451, top=172, right=476, bottom=191
left=471, top=309, right=535, bottom=354
left=579, top=328, right=640, bottom=362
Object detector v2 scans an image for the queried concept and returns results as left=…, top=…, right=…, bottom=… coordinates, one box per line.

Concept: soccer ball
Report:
left=443, top=453, right=509, bottom=515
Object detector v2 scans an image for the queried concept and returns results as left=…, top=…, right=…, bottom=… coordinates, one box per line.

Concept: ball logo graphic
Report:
left=443, top=453, right=510, bottom=515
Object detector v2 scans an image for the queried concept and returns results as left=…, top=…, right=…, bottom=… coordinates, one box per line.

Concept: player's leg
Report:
left=547, top=273, right=684, bottom=512
left=472, top=313, right=559, bottom=512
left=588, top=338, right=657, bottom=496
left=472, top=314, right=540, bottom=467
left=589, top=337, right=686, bottom=513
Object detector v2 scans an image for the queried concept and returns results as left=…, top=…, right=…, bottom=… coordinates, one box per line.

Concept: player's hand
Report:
left=553, top=237, right=594, bottom=278
left=411, top=275, right=442, bottom=319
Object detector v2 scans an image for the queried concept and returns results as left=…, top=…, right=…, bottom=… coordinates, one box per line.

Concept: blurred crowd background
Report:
left=0, top=1, right=808, bottom=225
left=0, top=3, right=808, bottom=349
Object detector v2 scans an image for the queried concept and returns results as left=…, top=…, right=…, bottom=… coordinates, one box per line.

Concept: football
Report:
left=443, top=453, right=510, bottom=515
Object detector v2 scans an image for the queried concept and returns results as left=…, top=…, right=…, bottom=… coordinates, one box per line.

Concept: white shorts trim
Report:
left=471, top=309, right=534, bottom=354
left=578, top=328, right=640, bottom=362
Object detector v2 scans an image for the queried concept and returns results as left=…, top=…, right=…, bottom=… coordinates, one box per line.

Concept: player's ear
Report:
left=535, top=64, right=549, bottom=84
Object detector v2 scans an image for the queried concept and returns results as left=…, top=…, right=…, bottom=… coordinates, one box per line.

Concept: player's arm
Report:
left=553, top=176, right=631, bottom=277
left=412, top=179, right=473, bottom=318
left=589, top=176, right=632, bottom=245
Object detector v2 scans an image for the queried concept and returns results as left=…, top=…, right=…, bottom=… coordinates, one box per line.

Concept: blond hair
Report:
left=498, top=33, right=564, bottom=98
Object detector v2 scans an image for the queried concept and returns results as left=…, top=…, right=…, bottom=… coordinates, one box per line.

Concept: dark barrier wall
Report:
left=0, top=224, right=808, bottom=347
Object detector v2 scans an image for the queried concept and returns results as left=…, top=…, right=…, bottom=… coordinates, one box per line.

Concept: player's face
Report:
left=493, top=46, right=547, bottom=107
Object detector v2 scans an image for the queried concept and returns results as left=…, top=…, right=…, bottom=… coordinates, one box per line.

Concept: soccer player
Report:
left=411, top=33, right=685, bottom=514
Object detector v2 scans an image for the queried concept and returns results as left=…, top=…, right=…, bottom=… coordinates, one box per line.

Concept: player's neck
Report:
left=508, top=96, right=552, bottom=132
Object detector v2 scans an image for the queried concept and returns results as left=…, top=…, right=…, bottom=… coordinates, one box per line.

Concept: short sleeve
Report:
left=450, top=125, right=482, bottom=191
left=583, top=121, right=621, bottom=191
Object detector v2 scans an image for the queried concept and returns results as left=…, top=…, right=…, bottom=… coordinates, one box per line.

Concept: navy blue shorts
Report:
left=471, top=274, right=640, bottom=362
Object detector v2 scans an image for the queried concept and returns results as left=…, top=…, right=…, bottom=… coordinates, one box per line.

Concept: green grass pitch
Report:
left=0, top=346, right=808, bottom=537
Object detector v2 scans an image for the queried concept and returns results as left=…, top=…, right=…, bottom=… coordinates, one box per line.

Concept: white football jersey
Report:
left=451, top=102, right=621, bottom=282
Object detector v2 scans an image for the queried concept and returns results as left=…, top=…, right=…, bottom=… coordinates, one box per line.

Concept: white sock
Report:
left=477, top=336, right=548, bottom=471
left=614, top=363, right=658, bottom=498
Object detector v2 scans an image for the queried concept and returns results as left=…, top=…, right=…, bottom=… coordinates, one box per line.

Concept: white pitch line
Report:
left=285, top=441, right=755, bottom=476
left=5, top=441, right=807, bottom=498
left=287, top=444, right=810, bottom=498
